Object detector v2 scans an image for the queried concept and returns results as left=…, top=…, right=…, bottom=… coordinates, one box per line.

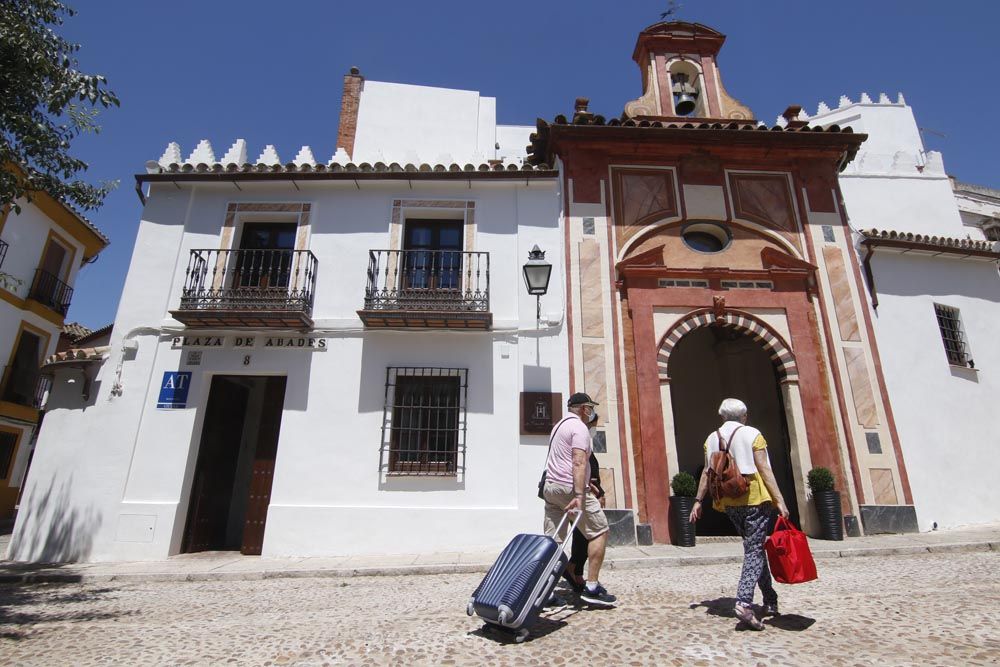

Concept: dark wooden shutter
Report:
left=241, top=376, right=287, bottom=555
left=182, top=378, right=250, bottom=553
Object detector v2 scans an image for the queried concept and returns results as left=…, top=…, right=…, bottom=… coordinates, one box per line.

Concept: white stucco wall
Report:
left=352, top=81, right=500, bottom=165
left=9, top=176, right=569, bottom=562
left=864, top=251, right=1000, bottom=530
left=814, top=103, right=966, bottom=237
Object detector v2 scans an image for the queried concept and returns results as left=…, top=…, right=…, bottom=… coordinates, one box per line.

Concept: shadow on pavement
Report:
left=0, top=583, right=129, bottom=641
left=691, top=596, right=816, bottom=632
left=764, top=613, right=816, bottom=631
left=690, top=596, right=738, bottom=618
left=468, top=597, right=592, bottom=644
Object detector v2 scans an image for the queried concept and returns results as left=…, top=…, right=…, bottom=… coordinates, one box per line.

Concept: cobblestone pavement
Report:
left=1, top=551, right=997, bottom=666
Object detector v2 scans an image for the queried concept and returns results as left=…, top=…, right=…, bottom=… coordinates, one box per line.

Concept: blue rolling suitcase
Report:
left=466, top=511, right=580, bottom=642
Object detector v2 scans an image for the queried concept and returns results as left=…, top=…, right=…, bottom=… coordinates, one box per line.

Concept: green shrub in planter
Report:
left=808, top=466, right=843, bottom=541
left=669, top=472, right=698, bottom=547
left=807, top=466, right=835, bottom=493
left=671, top=471, right=697, bottom=498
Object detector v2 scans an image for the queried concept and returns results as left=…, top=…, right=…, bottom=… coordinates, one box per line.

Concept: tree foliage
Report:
left=0, top=0, right=119, bottom=213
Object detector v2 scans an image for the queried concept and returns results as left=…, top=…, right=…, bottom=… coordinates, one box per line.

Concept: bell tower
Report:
left=624, top=22, right=754, bottom=121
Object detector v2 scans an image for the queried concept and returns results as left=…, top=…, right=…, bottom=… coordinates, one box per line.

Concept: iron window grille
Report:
left=934, top=303, right=972, bottom=367
left=28, top=269, right=73, bottom=315
left=0, top=239, right=8, bottom=270
left=1, top=365, right=50, bottom=409
left=178, top=248, right=318, bottom=315
left=380, top=367, right=468, bottom=476
left=363, top=249, right=490, bottom=313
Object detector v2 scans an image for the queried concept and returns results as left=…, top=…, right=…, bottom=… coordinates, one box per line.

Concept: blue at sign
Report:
left=157, top=371, right=192, bottom=409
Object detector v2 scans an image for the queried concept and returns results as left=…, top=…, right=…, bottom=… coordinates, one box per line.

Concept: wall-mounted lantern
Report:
left=522, top=245, right=552, bottom=323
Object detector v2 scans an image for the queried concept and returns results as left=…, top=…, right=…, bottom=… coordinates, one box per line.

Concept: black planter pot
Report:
left=813, top=490, right=844, bottom=541
left=669, top=496, right=697, bottom=547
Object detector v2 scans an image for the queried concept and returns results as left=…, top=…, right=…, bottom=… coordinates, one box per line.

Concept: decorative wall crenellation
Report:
left=774, top=92, right=907, bottom=127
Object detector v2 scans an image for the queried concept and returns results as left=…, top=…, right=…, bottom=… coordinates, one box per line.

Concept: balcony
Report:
left=1, top=365, right=51, bottom=410
left=358, top=249, right=491, bottom=329
left=171, top=248, right=318, bottom=329
left=28, top=269, right=73, bottom=316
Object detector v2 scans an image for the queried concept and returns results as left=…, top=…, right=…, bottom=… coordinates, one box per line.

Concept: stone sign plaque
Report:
left=520, top=392, right=561, bottom=435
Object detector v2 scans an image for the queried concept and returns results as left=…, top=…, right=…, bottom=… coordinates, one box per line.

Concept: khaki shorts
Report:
left=542, top=482, right=609, bottom=541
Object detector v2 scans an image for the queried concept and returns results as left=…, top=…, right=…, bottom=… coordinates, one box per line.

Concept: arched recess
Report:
left=617, top=217, right=804, bottom=264
left=657, top=308, right=798, bottom=384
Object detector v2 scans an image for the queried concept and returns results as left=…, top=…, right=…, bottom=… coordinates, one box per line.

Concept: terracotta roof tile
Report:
left=43, top=345, right=110, bottom=368
left=526, top=114, right=861, bottom=165
left=861, top=228, right=999, bottom=257
left=62, top=322, right=93, bottom=340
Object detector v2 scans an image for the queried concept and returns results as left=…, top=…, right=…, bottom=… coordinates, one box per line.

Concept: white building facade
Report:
left=805, top=96, right=1000, bottom=531
left=11, top=28, right=1000, bottom=564
left=9, top=73, right=572, bottom=562
left=0, top=186, right=108, bottom=525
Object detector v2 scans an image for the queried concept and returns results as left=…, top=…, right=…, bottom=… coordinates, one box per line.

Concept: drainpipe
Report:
left=861, top=242, right=878, bottom=311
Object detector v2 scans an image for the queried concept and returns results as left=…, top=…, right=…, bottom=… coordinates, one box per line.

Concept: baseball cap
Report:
left=567, top=392, right=598, bottom=407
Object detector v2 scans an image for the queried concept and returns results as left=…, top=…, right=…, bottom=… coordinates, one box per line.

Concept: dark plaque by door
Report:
left=520, top=392, right=562, bottom=435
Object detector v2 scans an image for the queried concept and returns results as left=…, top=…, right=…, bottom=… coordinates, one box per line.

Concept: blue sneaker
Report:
left=580, top=583, right=617, bottom=607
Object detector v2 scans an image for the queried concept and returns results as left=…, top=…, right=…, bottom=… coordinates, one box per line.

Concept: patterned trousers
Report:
left=725, top=504, right=778, bottom=607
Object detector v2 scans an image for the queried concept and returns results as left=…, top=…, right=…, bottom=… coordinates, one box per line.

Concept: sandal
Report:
left=734, top=602, right=764, bottom=630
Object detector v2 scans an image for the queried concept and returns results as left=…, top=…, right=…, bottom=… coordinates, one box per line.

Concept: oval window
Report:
left=681, top=222, right=731, bottom=254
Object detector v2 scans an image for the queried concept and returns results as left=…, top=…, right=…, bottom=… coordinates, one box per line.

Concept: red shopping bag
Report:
left=764, top=517, right=818, bottom=584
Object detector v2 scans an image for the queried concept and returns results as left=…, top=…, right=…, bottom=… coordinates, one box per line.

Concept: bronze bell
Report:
left=674, top=93, right=697, bottom=115
left=671, top=73, right=699, bottom=115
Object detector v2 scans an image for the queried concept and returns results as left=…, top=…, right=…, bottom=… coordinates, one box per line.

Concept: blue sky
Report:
left=56, top=0, right=999, bottom=328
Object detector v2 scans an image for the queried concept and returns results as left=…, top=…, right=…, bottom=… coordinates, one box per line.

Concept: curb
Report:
left=0, top=540, right=995, bottom=586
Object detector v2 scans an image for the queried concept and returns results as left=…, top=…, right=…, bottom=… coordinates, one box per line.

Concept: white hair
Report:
left=718, top=398, right=747, bottom=422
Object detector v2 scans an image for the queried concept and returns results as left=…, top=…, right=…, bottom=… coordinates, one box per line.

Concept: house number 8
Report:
left=243, top=355, right=251, bottom=366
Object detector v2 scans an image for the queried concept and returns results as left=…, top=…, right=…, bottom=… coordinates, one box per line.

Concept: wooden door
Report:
left=40, top=240, right=67, bottom=278
left=235, top=223, right=297, bottom=290
left=182, top=377, right=250, bottom=553
left=241, top=376, right=287, bottom=555
left=401, top=220, right=463, bottom=292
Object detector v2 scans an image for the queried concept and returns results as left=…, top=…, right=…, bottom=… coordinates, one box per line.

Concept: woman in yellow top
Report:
left=689, top=398, right=789, bottom=631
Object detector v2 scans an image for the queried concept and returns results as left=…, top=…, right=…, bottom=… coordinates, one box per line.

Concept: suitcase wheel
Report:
left=515, top=629, right=529, bottom=643
left=466, top=601, right=475, bottom=617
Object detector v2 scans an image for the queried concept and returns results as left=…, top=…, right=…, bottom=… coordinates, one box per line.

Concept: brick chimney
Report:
left=336, top=67, right=364, bottom=160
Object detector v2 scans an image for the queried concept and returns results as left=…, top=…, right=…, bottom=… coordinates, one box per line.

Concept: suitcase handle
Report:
left=549, top=509, right=582, bottom=555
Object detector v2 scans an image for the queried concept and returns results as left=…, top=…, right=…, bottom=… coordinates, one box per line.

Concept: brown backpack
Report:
left=707, top=426, right=749, bottom=502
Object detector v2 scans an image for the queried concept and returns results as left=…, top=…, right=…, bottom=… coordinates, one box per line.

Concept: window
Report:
left=401, top=220, right=464, bottom=291
left=0, top=431, right=17, bottom=480
left=681, top=222, right=731, bottom=254
left=720, top=280, right=774, bottom=290
left=984, top=224, right=1000, bottom=242
left=658, top=279, right=709, bottom=288
left=934, top=304, right=972, bottom=367
left=233, top=222, right=297, bottom=290
left=381, top=367, right=468, bottom=475
left=2, top=330, right=42, bottom=406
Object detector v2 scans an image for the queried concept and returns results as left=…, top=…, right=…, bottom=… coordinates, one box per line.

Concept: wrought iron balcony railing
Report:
left=0, top=364, right=51, bottom=410
left=172, top=248, right=318, bottom=328
left=359, top=249, right=491, bottom=329
left=28, top=268, right=73, bottom=316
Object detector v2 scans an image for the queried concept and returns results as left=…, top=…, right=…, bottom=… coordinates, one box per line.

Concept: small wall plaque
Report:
left=520, top=392, right=562, bottom=435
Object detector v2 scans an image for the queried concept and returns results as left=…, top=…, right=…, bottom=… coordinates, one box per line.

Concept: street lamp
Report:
left=522, top=245, right=552, bottom=323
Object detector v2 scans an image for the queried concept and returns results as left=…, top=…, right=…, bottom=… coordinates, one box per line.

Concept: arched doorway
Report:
left=668, top=325, right=799, bottom=535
